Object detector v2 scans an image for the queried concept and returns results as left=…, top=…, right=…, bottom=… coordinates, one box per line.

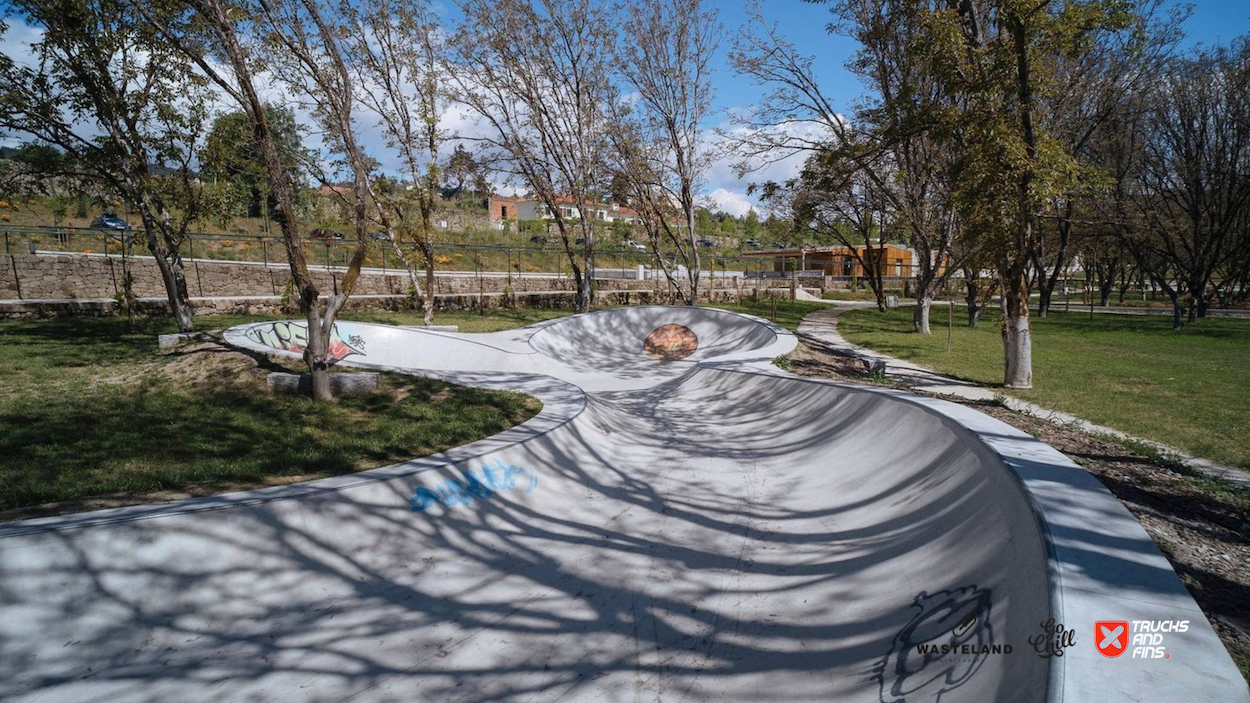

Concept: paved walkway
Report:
left=797, top=306, right=1250, bottom=489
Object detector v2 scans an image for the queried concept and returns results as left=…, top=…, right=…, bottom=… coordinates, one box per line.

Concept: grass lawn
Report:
left=709, top=299, right=830, bottom=331
left=821, top=289, right=884, bottom=302
left=839, top=306, right=1250, bottom=468
left=0, top=311, right=550, bottom=516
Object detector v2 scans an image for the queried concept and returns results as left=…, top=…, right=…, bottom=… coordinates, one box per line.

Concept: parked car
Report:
left=696, top=239, right=716, bottom=248
left=309, top=228, right=345, bottom=241
left=90, top=213, right=130, bottom=231
left=771, top=241, right=789, bottom=248
left=575, top=237, right=586, bottom=245
left=529, top=235, right=547, bottom=244
left=624, top=240, right=647, bottom=252
left=368, top=231, right=391, bottom=241
left=744, top=239, right=761, bottom=248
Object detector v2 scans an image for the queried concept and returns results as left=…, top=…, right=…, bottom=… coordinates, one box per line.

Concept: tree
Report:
left=820, top=0, right=973, bottom=333
left=729, top=3, right=967, bottom=331
left=442, top=144, right=488, bottom=199
left=1031, top=0, right=1183, bottom=317
left=200, top=107, right=304, bottom=221
left=606, top=117, right=698, bottom=302
left=914, top=0, right=1138, bottom=388
left=1132, top=41, right=1250, bottom=327
left=761, top=159, right=893, bottom=311
left=256, top=0, right=380, bottom=400
left=451, top=0, right=615, bottom=313
left=743, top=209, right=761, bottom=240
left=614, top=0, right=721, bottom=306
left=341, top=0, right=448, bottom=327
left=0, top=0, right=208, bottom=332
left=151, top=0, right=372, bottom=400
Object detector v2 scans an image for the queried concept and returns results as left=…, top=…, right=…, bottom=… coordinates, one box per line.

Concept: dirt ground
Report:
left=783, top=337, right=1250, bottom=680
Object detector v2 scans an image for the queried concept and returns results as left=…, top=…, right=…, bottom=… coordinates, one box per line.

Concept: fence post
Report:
left=947, top=300, right=953, bottom=352
left=188, top=234, right=204, bottom=297
left=326, top=243, right=337, bottom=295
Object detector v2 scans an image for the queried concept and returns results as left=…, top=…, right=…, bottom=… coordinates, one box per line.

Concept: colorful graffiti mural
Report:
left=410, top=461, right=538, bottom=512
left=244, top=321, right=366, bottom=364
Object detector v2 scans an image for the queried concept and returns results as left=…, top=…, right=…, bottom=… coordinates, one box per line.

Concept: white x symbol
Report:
left=1100, top=625, right=1125, bottom=649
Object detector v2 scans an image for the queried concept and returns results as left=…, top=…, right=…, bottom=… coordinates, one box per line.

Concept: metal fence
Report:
left=1, top=224, right=786, bottom=281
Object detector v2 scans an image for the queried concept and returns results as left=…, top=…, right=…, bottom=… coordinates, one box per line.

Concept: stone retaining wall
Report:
left=0, top=282, right=779, bottom=319
left=1, top=252, right=774, bottom=302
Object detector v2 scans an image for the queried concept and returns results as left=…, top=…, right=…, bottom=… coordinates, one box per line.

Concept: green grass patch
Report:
left=821, top=289, right=882, bottom=301
left=0, top=314, right=543, bottom=513
left=839, top=307, right=1250, bottom=468
left=708, top=298, right=829, bottom=331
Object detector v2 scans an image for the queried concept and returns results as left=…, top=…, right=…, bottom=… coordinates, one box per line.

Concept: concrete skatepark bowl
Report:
left=1, top=306, right=1246, bottom=703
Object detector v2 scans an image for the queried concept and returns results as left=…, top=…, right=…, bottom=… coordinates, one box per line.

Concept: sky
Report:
left=1, top=0, right=1246, bottom=218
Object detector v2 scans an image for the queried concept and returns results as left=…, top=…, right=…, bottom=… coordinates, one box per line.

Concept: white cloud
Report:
left=694, top=114, right=834, bottom=217
left=704, top=188, right=754, bottom=217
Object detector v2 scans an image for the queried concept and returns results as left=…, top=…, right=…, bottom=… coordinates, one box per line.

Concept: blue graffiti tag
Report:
left=410, top=460, right=538, bottom=512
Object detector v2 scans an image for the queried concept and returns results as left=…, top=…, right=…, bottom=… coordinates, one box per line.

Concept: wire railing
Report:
left=1, top=224, right=791, bottom=281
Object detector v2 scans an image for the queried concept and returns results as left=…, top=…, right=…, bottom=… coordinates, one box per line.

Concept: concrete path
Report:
left=797, top=306, right=1250, bottom=489
left=1, top=306, right=1246, bottom=703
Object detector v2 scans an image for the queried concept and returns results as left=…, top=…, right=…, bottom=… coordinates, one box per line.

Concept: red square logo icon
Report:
left=1096, top=621, right=1129, bottom=658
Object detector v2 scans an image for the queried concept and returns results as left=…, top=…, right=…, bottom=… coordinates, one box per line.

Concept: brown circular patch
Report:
left=643, top=324, right=699, bottom=360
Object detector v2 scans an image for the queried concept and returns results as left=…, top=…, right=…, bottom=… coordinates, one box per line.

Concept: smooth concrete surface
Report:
left=0, top=306, right=1245, bottom=703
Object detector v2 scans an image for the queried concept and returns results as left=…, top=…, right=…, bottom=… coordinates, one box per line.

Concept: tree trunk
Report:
left=570, top=260, right=587, bottom=312
left=1037, top=286, right=1053, bottom=318
left=1004, top=13, right=1036, bottom=390
left=966, top=283, right=982, bottom=328
left=249, top=185, right=263, bottom=218
left=1036, top=207, right=1073, bottom=319
left=140, top=217, right=195, bottom=333
left=303, top=303, right=333, bottom=401
left=1001, top=281, right=1033, bottom=388
left=913, top=295, right=932, bottom=334
left=582, top=240, right=594, bottom=313
left=388, top=238, right=425, bottom=311
left=687, top=208, right=701, bottom=306
left=423, top=260, right=436, bottom=326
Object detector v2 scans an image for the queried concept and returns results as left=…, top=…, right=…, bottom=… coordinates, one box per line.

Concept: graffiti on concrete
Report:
left=643, top=324, right=699, bottom=360
left=873, top=585, right=995, bottom=703
left=410, top=460, right=538, bottom=512
left=244, top=321, right=366, bottom=363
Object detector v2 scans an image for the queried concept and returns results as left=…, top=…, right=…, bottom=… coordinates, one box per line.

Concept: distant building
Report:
left=742, top=244, right=940, bottom=278
left=316, top=184, right=354, bottom=199
left=488, top=194, right=641, bottom=229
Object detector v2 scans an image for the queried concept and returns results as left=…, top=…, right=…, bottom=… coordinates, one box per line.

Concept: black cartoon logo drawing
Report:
left=874, top=586, right=996, bottom=703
